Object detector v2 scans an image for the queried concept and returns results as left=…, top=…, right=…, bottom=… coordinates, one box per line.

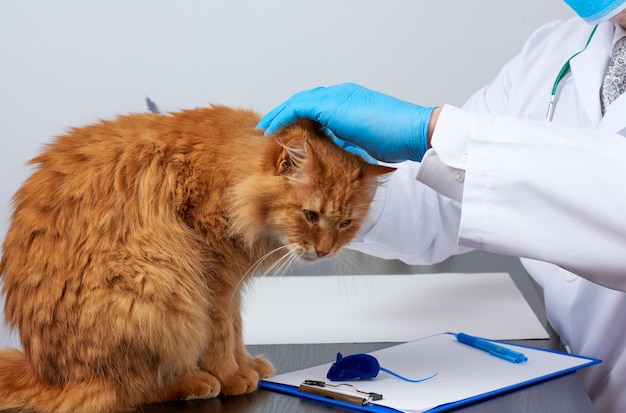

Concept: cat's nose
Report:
left=316, top=248, right=330, bottom=257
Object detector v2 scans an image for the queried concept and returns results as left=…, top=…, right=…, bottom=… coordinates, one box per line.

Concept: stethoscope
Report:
left=546, top=24, right=599, bottom=122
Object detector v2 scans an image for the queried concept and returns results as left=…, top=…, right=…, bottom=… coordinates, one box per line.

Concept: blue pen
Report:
left=456, top=333, right=528, bottom=364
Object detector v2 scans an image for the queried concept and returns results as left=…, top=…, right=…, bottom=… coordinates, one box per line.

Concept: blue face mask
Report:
left=564, top=0, right=626, bottom=23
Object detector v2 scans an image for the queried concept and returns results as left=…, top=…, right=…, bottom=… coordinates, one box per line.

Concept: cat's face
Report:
left=265, top=122, right=394, bottom=261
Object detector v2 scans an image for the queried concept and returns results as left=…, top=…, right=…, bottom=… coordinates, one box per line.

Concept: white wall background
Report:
left=0, top=1, right=574, bottom=347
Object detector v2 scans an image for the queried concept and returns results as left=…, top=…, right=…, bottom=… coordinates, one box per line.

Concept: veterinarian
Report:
left=258, top=1, right=626, bottom=412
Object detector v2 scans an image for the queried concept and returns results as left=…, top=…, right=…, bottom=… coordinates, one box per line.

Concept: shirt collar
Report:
left=612, top=24, right=626, bottom=44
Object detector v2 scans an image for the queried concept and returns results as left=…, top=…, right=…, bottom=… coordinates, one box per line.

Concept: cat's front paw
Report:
left=148, top=370, right=221, bottom=404
left=219, top=357, right=273, bottom=396
left=181, top=370, right=222, bottom=400
left=249, top=355, right=274, bottom=380
left=219, top=367, right=260, bottom=396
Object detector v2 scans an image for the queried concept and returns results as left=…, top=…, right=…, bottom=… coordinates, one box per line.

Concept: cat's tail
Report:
left=0, top=348, right=119, bottom=413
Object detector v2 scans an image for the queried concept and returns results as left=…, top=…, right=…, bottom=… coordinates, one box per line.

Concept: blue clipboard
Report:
left=259, top=332, right=601, bottom=413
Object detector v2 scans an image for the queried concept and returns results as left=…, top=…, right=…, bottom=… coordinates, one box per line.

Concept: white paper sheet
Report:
left=242, top=273, right=548, bottom=345
left=263, top=333, right=599, bottom=413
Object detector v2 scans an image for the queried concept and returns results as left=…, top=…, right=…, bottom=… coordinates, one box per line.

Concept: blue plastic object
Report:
left=327, top=352, right=438, bottom=383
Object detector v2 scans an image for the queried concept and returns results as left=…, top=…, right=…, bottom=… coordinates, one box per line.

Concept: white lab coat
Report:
left=351, top=17, right=626, bottom=413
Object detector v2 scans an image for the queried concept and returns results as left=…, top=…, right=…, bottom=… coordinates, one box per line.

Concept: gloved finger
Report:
left=343, top=144, right=378, bottom=164
left=324, top=128, right=379, bottom=164
left=260, top=105, right=301, bottom=135
left=257, top=103, right=289, bottom=134
left=257, top=87, right=325, bottom=134
left=321, top=127, right=350, bottom=149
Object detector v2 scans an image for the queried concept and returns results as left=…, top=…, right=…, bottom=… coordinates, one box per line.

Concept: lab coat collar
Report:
left=601, top=26, right=626, bottom=135
left=570, top=22, right=626, bottom=134
left=569, top=22, right=613, bottom=126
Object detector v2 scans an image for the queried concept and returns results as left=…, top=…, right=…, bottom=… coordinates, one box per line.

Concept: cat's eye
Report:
left=303, top=209, right=319, bottom=225
left=339, top=219, right=352, bottom=228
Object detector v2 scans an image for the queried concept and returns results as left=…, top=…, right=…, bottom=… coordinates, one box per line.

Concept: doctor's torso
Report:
left=467, top=17, right=626, bottom=412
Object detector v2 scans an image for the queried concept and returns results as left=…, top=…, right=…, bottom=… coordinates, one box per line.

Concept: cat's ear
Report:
left=276, top=138, right=306, bottom=177
left=360, top=163, right=396, bottom=179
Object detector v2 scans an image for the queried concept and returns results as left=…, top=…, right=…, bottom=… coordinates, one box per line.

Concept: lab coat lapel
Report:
left=569, top=23, right=613, bottom=125
left=601, top=96, right=626, bottom=135
left=596, top=22, right=626, bottom=134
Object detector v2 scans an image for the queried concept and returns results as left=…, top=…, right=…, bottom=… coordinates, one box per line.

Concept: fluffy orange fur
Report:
left=0, top=105, right=394, bottom=413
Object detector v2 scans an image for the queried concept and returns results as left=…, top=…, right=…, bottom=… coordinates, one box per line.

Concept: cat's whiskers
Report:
left=262, top=247, right=303, bottom=277
left=329, top=249, right=368, bottom=275
left=229, top=244, right=296, bottom=308
left=242, top=246, right=288, bottom=283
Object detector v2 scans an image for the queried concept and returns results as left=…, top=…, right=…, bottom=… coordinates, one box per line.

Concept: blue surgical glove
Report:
left=324, top=128, right=378, bottom=164
left=257, top=83, right=435, bottom=162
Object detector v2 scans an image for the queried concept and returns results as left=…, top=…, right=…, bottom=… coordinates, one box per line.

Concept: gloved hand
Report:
left=257, top=83, right=436, bottom=162
left=325, top=128, right=378, bottom=164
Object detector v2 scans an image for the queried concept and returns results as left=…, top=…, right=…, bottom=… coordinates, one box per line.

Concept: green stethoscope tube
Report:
left=546, top=24, right=599, bottom=122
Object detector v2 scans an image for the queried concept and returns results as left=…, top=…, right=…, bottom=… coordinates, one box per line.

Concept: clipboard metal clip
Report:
left=299, top=380, right=383, bottom=406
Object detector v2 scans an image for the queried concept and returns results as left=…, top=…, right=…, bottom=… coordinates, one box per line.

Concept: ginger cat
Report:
left=0, top=105, right=393, bottom=413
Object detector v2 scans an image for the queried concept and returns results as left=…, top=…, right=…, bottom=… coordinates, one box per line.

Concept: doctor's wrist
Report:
left=427, top=107, right=442, bottom=149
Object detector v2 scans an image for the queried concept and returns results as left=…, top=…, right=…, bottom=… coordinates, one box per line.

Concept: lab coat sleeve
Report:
left=422, top=105, right=626, bottom=292
left=349, top=160, right=471, bottom=265
left=416, top=52, right=524, bottom=202
left=348, top=54, right=523, bottom=266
